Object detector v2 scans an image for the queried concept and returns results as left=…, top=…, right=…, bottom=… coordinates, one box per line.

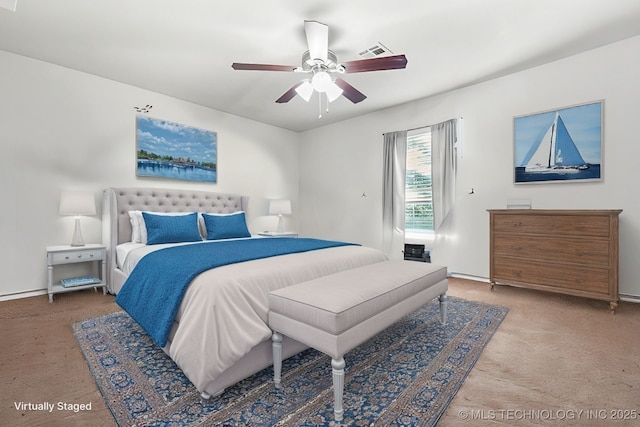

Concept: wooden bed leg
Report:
left=332, top=357, right=345, bottom=422
left=439, top=293, right=448, bottom=325
left=272, top=331, right=283, bottom=389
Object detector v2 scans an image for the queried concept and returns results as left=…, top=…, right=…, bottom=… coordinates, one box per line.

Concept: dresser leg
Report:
left=609, top=301, right=618, bottom=314
left=490, top=281, right=496, bottom=291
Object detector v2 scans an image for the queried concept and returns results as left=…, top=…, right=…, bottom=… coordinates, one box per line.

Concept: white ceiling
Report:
left=2, top=0, right=640, bottom=132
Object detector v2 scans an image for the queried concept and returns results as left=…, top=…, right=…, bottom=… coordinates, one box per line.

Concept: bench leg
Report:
left=200, top=388, right=224, bottom=400
left=272, top=331, right=283, bottom=389
left=332, top=357, right=346, bottom=421
left=439, top=293, right=448, bottom=325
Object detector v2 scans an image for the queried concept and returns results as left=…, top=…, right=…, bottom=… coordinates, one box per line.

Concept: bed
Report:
left=102, top=187, right=387, bottom=397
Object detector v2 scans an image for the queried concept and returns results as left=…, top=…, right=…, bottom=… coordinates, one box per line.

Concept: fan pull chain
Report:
left=317, top=92, right=331, bottom=118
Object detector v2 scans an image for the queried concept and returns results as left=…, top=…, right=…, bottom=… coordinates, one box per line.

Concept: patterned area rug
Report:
left=73, top=297, right=508, bottom=426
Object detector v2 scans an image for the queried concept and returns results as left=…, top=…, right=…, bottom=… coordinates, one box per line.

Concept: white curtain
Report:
left=431, top=118, right=458, bottom=231
left=382, top=130, right=407, bottom=259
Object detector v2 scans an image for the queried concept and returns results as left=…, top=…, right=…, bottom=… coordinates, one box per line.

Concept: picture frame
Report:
left=136, top=116, right=217, bottom=183
left=514, top=100, right=603, bottom=184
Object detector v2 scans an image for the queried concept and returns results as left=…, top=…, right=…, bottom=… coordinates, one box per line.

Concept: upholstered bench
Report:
left=268, top=260, right=448, bottom=421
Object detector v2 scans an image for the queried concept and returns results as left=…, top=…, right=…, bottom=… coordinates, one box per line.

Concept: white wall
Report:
left=4, top=35, right=640, bottom=299
left=299, top=35, right=640, bottom=298
left=0, top=50, right=299, bottom=298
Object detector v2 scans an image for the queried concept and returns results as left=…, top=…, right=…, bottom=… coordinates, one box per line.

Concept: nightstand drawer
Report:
left=50, top=249, right=103, bottom=264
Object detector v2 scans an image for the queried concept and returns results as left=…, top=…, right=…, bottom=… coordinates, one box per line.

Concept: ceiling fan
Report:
left=231, top=20, right=407, bottom=110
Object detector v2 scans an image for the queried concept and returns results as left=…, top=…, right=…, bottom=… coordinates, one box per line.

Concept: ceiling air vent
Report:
left=358, top=43, right=393, bottom=59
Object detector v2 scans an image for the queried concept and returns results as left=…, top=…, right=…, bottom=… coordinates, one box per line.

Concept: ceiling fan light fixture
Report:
left=311, top=71, right=332, bottom=92
left=294, top=80, right=313, bottom=102
left=325, top=81, right=343, bottom=102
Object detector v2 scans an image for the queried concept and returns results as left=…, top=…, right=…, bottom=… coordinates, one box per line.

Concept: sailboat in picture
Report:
left=522, top=112, right=589, bottom=173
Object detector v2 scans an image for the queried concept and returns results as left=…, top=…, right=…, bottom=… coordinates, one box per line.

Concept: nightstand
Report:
left=258, top=231, right=299, bottom=238
left=46, top=244, right=107, bottom=303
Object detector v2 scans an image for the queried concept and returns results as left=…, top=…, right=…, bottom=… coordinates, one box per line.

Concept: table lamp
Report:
left=269, top=199, right=291, bottom=233
left=59, top=190, right=96, bottom=246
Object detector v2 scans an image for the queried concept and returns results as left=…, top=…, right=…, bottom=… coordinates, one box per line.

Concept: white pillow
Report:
left=128, top=211, right=144, bottom=243
left=128, top=211, right=198, bottom=244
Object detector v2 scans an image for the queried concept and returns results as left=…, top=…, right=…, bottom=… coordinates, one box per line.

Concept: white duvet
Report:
left=121, top=240, right=387, bottom=392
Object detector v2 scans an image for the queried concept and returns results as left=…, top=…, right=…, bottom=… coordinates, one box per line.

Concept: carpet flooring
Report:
left=2, top=278, right=640, bottom=426
left=72, top=297, right=507, bottom=426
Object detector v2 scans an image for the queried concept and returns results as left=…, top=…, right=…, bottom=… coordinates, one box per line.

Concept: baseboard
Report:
left=0, top=288, right=47, bottom=302
left=449, top=272, right=490, bottom=283
left=620, top=294, right=640, bottom=304
left=449, top=273, right=640, bottom=305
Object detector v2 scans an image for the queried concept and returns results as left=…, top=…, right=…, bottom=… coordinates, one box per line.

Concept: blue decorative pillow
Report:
left=202, top=212, right=251, bottom=240
left=142, top=212, right=202, bottom=245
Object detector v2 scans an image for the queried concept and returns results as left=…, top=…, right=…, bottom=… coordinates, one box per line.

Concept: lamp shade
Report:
left=59, top=191, right=96, bottom=216
left=325, top=81, right=344, bottom=102
left=295, top=80, right=314, bottom=102
left=269, top=199, right=291, bottom=216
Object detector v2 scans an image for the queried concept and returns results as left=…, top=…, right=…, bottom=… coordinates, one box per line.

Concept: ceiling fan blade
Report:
left=334, top=78, right=367, bottom=104
left=0, top=0, right=17, bottom=12
left=304, top=20, right=328, bottom=63
left=232, top=63, right=297, bottom=72
left=342, top=54, right=408, bottom=73
left=275, top=82, right=304, bottom=103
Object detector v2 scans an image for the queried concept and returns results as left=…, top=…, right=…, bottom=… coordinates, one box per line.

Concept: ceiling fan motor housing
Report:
left=301, top=50, right=341, bottom=72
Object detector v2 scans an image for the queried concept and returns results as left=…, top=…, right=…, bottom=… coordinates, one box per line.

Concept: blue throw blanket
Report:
left=116, top=238, right=356, bottom=346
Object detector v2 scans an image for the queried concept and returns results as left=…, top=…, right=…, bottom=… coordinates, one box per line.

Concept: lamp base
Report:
left=70, top=217, right=85, bottom=247
left=276, top=215, right=284, bottom=233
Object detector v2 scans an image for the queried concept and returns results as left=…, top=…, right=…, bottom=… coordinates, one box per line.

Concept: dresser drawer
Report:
left=50, top=249, right=103, bottom=264
left=492, top=256, right=610, bottom=296
left=493, top=214, right=611, bottom=237
left=493, top=234, right=611, bottom=266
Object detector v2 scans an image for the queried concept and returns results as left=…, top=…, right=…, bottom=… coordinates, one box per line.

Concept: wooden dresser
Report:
left=488, top=209, right=622, bottom=312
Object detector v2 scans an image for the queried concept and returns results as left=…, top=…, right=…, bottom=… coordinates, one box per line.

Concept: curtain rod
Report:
left=382, top=125, right=426, bottom=136
left=382, top=117, right=463, bottom=135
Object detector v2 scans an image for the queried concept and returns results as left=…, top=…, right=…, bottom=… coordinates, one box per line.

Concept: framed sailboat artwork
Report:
left=514, top=100, right=603, bottom=184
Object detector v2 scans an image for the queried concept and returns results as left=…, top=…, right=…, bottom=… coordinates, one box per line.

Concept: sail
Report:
left=553, top=115, right=586, bottom=166
left=523, top=112, right=586, bottom=172
left=524, top=117, right=555, bottom=171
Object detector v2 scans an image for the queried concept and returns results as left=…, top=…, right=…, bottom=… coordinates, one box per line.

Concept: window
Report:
left=405, top=128, right=433, bottom=233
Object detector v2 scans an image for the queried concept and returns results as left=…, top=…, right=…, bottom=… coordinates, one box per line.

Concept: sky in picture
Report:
left=136, top=116, right=217, bottom=163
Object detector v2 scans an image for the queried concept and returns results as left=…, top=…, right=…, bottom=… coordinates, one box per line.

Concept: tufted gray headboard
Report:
left=102, top=187, right=249, bottom=293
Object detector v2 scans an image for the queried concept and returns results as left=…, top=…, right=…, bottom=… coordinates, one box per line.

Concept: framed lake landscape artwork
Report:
left=136, top=116, right=217, bottom=183
left=514, top=100, right=603, bottom=184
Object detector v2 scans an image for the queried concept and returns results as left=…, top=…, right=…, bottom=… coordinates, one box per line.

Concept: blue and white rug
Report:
left=73, top=297, right=508, bottom=426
